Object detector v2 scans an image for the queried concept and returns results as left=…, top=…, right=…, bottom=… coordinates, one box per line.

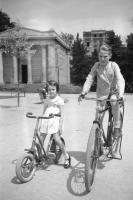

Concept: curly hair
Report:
left=47, top=80, right=59, bottom=92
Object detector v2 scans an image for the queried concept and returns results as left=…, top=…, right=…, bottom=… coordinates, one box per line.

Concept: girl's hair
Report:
left=99, top=43, right=112, bottom=54
left=47, top=80, right=59, bottom=92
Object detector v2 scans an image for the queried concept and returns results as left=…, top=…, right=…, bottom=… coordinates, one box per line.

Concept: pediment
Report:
left=0, top=27, right=54, bottom=37
left=0, top=27, right=70, bottom=49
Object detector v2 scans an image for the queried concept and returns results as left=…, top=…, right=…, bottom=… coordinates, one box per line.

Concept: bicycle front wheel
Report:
left=16, top=153, right=36, bottom=183
left=85, top=123, right=99, bottom=192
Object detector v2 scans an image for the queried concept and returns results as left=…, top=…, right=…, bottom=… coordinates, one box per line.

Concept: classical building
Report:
left=83, top=30, right=111, bottom=55
left=0, top=27, right=70, bottom=85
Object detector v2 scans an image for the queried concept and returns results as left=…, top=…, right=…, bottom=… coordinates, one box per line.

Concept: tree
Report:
left=0, top=9, right=15, bottom=32
left=60, top=32, right=74, bottom=48
left=125, top=33, right=133, bottom=92
left=106, top=30, right=123, bottom=64
left=0, top=24, right=35, bottom=106
left=71, top=34, right=91, bottom=85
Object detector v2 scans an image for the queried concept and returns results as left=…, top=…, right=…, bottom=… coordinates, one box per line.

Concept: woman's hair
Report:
left=99, top=43, right=112, bottom=54
left=47, top=80, right=59, bottom=92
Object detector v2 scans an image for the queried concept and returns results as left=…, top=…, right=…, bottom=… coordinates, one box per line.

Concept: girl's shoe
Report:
left=64, top=156, right=71, bottom=169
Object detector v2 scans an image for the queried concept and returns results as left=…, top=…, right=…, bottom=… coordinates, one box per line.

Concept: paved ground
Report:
left=0, top=91, right=133, bottom=200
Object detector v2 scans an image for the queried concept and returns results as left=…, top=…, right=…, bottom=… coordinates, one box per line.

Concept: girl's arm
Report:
left=42, top=99, right=49, bottom=114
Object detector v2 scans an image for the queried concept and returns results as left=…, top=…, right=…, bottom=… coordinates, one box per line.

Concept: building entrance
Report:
left=21, top=65, right=28, bottom=83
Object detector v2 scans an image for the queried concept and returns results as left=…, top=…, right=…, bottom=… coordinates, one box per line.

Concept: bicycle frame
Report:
left=25, top=113, right=61, bottom=163
left=84, top=97, right=124, bottom=192
left=86, top=97, right=124, bottom=159
left=94, top=101, right=113, bottom=147
left=15, top=112, right=62, bottom=183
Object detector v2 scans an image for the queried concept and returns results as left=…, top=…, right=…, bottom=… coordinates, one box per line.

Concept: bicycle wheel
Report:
left=16, top=152, right=36, bottom=183
left=85, top=123, right=99, bottom=192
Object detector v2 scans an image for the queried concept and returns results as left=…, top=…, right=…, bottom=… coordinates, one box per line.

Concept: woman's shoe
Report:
left=64, top=156, right=71, bottom=169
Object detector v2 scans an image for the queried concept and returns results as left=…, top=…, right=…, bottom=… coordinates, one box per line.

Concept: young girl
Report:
left=40, top=80, right=71, bottom=168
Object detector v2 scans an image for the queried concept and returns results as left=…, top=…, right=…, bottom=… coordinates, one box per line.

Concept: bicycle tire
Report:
left=85, top=123, right=99, bottom=192
left=16, top=152, right=36, bottom=183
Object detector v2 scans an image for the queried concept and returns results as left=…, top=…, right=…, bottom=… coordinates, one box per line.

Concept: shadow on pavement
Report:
left=69, top=151, right=85, bottom=164
left=0, top=105, right=18, bottom=109
left=67, top=151, right=112, bottom=196
left=0, top=95, right=25, bottom=99
left=11, top=176, right=22, bottom=184
left=67, top=151, right=87, bottom=196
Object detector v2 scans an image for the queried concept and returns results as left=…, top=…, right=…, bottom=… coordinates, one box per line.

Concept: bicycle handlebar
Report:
left=84, top=97, right=125, bottom=103
left=26, top=112, right=61, bottom=119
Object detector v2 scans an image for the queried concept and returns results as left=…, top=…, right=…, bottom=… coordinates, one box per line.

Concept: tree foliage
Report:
left=125, top=33, right=133, bottom=92
left=60, top=32, right=74, bottom=48
left=107, top=31, right=133, bottom=92
left=0, top=9, right=15, bottom=32
left=0, top=24, right=36, bottom=106
left=106, top=30, right=123, bottom=64
left=0, top=24, right=35, bottom=58
left=70, top=34, right=98, bottom=86
left=71, top=34, right=87, bottom=85
left=71, top=30, right=133, bottom=93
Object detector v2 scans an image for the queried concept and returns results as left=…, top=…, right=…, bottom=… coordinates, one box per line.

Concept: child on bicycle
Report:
left=40, top=80, right=71, bottom=168
left=78, top=44, right=125, bottom=154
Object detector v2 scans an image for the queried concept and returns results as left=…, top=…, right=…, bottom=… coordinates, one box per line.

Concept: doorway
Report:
left=21, top=65, right=28, bottom=83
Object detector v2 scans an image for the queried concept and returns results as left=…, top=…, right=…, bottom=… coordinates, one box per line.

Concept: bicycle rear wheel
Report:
left=85, top=123, right=99, bottom=192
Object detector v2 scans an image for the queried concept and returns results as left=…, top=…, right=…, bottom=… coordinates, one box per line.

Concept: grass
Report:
left=0, top=83, right=82, bottom=94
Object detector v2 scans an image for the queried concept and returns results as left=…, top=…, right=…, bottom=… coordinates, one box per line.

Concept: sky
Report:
left=1, top=0, right=133, bottom=40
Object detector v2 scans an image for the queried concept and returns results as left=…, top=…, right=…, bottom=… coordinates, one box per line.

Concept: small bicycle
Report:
left=16, top=112, right=65, bottom=183
left=84, top=97, right=124, bottom=192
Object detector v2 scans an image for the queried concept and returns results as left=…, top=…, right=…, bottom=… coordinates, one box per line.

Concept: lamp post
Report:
left=17, top=50, right=20, bottom=106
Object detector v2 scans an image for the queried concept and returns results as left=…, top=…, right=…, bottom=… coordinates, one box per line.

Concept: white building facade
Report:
left=0, top=27, right=71, bottom=85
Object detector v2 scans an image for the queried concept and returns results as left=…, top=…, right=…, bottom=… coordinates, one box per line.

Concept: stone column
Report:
left=42, top=46, right=47, bottom=83
left=27, top=51, right=32, bottom=83
left=67, top=52, right=71, bottom=84
left=0, top=51, right=4, bottom=84
left=13, top=56, right=18, bottom=83
left=48, top=45, right=57, bottom=81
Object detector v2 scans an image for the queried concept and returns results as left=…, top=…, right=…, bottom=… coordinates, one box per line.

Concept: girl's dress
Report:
left=40, top=95, right=64, bottom=135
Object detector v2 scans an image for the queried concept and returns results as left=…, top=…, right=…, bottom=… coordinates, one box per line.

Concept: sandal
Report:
left=64, top=156, right=71, bottom=169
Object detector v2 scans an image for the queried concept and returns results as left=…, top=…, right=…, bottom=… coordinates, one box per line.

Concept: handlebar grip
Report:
left=26, top=113, right=61, bottom=119
left=26, top=112, right=36, bottom=118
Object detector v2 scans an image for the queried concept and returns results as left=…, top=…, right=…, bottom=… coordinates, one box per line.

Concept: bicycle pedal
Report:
left=47, top=152, right=56, bottom=159
left=107, top=152, right=122, bottom=160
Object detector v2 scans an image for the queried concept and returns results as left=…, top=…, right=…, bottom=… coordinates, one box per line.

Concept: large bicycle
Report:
left=16, top=113, right=65, bottom=183
left=84, top=97, right=124, bottom=192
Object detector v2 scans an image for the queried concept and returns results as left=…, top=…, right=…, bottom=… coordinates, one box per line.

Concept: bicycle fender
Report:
left=24, top=148, right=36, bottom=155
left=93, top=120, right=100, bottom=128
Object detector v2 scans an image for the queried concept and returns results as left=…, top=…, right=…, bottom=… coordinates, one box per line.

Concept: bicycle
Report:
left=84, top=97, right=124, bottom=192
left=16, top=112, right=65, bottom=183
